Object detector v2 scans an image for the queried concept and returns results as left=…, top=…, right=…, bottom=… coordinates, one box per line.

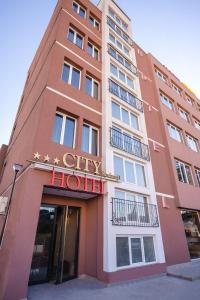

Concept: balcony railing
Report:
left=109, top=79, right=143, bottom=112
left=112, top=198, right=159, bottom=227
left=110, top=128, right=150, bottom=161
left=107, top=16, right=133, bottom=46
left=108, top=44, right=138, bottom=75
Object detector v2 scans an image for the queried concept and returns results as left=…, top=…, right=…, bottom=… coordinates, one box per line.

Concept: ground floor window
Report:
left=116, top=235, right=156, bottom=267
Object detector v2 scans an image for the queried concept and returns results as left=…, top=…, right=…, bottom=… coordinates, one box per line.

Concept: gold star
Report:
left=33, top=152, right=41, bottom=160
left=44, top=154, right=50, bottom=162
left=54, top=157, right=60, bottom=165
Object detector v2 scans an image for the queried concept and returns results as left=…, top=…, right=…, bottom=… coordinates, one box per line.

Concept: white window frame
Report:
left=109, top=32, right=130, bottom=57
left=186, top=134, right=199, bottom=152
left=72, top=1, right=86, bottom=18
left=111, top=101, right=139, bottom=131
left=167, top=122, right=182, bottom=143
left=110, top=62, right=134, bottom=89
left=86, top=75, right=99, bottom=100
left=175, top=160, right=193, bottom=185
left=116, top=235, right=156, bottom=269
left=186, top=96, right=193, bottom=106
left=113, top=154, right=146, bottom=186
left=89, top=16, right=100, bottom=30
left=155, top=68, right=167, bottom=82
left=54, top=112, right=76, bottom=148
left=68, top=27, right=84, bottom=49
left=172, top=82, right=181, bottom=95
left=160, top=93, right=173, bottom=110
left=108, top=7, right=128, bottom=32
left=62, top=62, right=81, bottom=89
left=178, top=107, right=190, bottom=123
left=83, top=123, right=99, bottom=155
left=87, top=42, right=99, bottom=60
left=194, top=118, right=200, bottom=131
left=195, top=168, right=200, bottom=187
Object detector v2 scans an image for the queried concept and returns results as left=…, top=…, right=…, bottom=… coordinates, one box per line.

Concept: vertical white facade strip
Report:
left=98, top=0, right=165, bottom=273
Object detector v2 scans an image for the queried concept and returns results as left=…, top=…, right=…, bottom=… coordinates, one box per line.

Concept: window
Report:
left=87, top=42, right=99, bottom=60
left=113, top=155, right=146, bottom=186
left=52, top=112, right=76, bottom=147
left=186, top=96, right=193, bottom=106
left=116, top=236, right=156, bottom=267
left=171, top=82, right=181, bottom=95
left=68, top=27, right=83, bottom=48
left=85, top=76, right=99, bottom=100
left=82, top=124, right=98, bottom=155
left=108, top=8, right=128, bottom=32
left=167, top=123, right=182, bottom=142
left=175, top=160, right=193, bottom=185
left=107, top=16, right=131, bottom=45
left=111, top=101, right=139, bottom=130
left=194, top=118, right=200, bottom=131
left=160, top=93, right=173, bottom=110
left=110, top=63, right=135, bottom=89
left=195, top=169, right=200, bottom=187
left=62, top=63, right=81, bottom=89
left=155, top=68, right=167, bottom=82
left=109, top=33, right=130, bottom=56
left=72, top=2, right=86, bottom=18
left=178, top=107, right=190, bottom=123
left=89, top=16, right=100, bottom=30
left=186, top=134, right=198, bottom=152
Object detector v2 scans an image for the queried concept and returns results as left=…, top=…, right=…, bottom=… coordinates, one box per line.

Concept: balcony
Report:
left=108, top=44, right=138, bottom=75
left=109, top=79, right=143, bottom=112
left=110, top=128, right=150, bottom=161
left=107, top=16, right=133, bottom=46
left=112, top=198, right=159, bottom=227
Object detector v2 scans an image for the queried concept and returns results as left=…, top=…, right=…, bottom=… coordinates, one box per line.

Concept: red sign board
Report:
left=50, top=170, right=104, bottom=195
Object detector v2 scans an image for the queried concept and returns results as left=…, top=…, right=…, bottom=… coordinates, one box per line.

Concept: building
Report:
left=0, top=1, right=166, bottom=299
left=135, top=43, right=200, bottom=265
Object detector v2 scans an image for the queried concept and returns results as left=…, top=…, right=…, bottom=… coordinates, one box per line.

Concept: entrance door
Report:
left=29, top=205, right=80, bottom=285
left=181, top=210, right=200, bottom=259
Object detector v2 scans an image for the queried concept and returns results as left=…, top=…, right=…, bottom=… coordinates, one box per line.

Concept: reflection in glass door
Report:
left=29, top=205, right=80, bottom=285
left=181, top=210, right=200, bottom=259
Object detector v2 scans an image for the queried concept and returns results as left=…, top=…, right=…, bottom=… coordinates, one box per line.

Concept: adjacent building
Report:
left=0, top=1, right=166, bottom=300
left=135, top=43, right=200, bottom=265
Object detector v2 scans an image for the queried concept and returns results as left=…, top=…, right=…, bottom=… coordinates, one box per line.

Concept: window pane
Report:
left=63, top=118, right=75, bottom=147
left=185, top=165, right=193, bottom=184
left=85, top=77, right=92, bottom=96
left=52, top=114, right=63, bottom=144
left=130, top=114, right=139, bottom=130
left=110, top=63, right=118, bottom=76
left=62, top=64, right=70, bottom=83
left=121, top=108, right=129, bottom=125
left=116, top=237, right=130, bottom=267
left=125, top=161, right=135, bottom=183
left=94, top=48, right=98, bottom=60
left=127, top=77, right=134, bottom=88
left=109, top=33, right=115, bottom=43
left=143, top=237, right=156, bottom=262
left=115, top=190, right=125, bottom=199
left=131, top=238, right=143, bottom=263
left=135, top=164, right=146, bottom=186
left=68, top=29, right=74, bottom=43
left=117, top=40, right=122, bottom=49
left=71, top=68, right=80, bottom=89
left=114, top=156, right=124, bottom=181
left=82, top=125, right=90, bottom=153
left=79, top=7, right=85, bottom=17
left=76, top=34, right=83, bottom=48
left=119, top=71, right=125, bottom=82
left=87, top=43, right=93, bottom=56
left=72, top=2, right=78, bottom=12
left=91, top=128, right=98, bottom=155
left=112, top=102, right=120, bottom=119
left=93, top=81, right=99, bottom=100
left=89, top=17, right=94, bottom=26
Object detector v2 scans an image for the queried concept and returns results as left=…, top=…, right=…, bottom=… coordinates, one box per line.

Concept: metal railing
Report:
left=107, top=16, right=133, bottom=46
left=112, top=198, right=159, bottom=227
left=109, top=79, right=143, bottom=112
left=110, top=128, right=150, bottom=161
left=108, top=44, right=138, bottom=75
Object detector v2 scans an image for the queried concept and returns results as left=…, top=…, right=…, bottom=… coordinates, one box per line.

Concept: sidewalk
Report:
left=167, top=260, right=200, bottom=281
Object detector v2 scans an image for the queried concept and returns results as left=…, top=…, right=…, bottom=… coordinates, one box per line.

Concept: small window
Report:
left=195, top=169, right=200, bottom=187
left=175, top=160, right=193, bottom=185
left=186, top=134, right=198, bottom=152
left=143, top=237, right=156, bottom=263
left=89, top=16, right=100, bottom=30
left=87, top=42, right=99, bottom=60
left=172, top=82, right=181, bottom=95
left=112, top=102, right=120, bottom=119
left=167, top=123, right=182, bottom=143
left=113, top=155, right=124, bottom=181
left=194, top=118, right=200, bottom=131
left=155, top=68, right=167, bottom=82
left=52, top=113, right=76, bottom=148
left=111, top=101, right=139, bottom=130
left=116, top=237, right=130, bottom=267
left=160, top=93, right=173, bottom=110
left=62, top=63, right=81, bottom=89
left=68, top=27, right=83, bottom=48
left=82, top=124, right=98, bottom=155
left=85, top=76, right=99, bottom=100
left=178, top=107, right=190, bottom=123
left=72, top=2, right=86, bottom=18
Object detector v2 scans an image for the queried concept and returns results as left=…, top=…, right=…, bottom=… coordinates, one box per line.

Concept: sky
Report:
left=0, top=0, right=200, bottom=146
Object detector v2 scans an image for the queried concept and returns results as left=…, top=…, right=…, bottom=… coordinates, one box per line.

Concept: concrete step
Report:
left=167, top=260, right=200, bottom=281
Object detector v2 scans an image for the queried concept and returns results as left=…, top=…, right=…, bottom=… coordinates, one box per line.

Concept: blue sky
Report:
left=0, top=0, right=199, bottom=145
